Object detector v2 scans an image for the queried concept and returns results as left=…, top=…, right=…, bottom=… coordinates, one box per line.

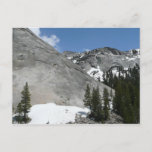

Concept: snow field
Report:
left=28, top=103, right=90, bottom=124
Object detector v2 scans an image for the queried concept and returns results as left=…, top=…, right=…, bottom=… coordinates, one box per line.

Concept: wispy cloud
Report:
left=83, top=48, right=90, bottom=52
left=40, top=35, right=60, bottom=48
left=29, top=28, right=60, bottom=50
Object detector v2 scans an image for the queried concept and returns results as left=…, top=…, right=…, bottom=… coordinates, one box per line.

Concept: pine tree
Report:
left=21, top=82, right=31, bottom=123
left=16, top=82, right=32, bottom=123
left=103, top=64, right=140, bottom=124
left=103, top=88, right=109, bottom=120
left=83, top=84, right=91, bottom=108
left=16, top=102, right=23, bottom=123
left=90, top=87, right=103, bottom=122
left=103, top=72, right=108, bottom=85
left=113, top=81, right=121, bottom=115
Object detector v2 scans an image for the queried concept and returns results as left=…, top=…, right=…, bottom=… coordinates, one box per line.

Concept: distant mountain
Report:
left=63, top=47, right=140, bottom=81
left=13, top=29, right=112, bottom=110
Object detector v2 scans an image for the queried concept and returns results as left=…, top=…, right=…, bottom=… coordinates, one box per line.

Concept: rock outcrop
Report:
left=13, top=28, right=112, bottom=109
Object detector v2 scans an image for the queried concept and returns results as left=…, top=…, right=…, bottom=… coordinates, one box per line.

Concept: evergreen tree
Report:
left=113, top=81, right=122, bottom=115
left=16, top=102, right=23, bottom=123
left=103, top=88, right=109, bottom=120
left=83, top=84, right=91, bottom=108
left=21, top=82, right=31, bottom=123
left=16, top=82, right=31, bottom=123
left=90, top=87, right=103, bottom=122
left=84, top=63, right=140, bottom=124
left=112, top=65, right=140, bottom=124
left=103, top=72, right=107, bottom=84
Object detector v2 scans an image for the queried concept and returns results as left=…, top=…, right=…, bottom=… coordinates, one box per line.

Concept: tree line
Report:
left=103, top=64, right=140, bottom=123
left=83, top=84, right=110, bottom=122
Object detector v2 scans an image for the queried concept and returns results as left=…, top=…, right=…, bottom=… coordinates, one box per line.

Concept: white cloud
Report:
left=41, top=35, right=60, bottom=47
left=29, top=28, right=40, bottom=36
left=83, top=48, right=90, bottom=52
left=29, top=28, right=60, bottom=49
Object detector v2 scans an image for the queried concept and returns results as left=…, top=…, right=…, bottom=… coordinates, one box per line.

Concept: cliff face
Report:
left=13, top=28, right=111, bottom=109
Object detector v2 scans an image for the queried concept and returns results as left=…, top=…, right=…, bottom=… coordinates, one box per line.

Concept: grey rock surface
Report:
left=72, top=111, right=123, bottom=124
left=13, top=28, right=112, bottom=109
left=104, top=111, right=123, bottom=124
left=63, top=47, right=140, bottom=72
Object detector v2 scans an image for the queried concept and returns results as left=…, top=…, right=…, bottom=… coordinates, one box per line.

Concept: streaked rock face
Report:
left=13, top=28, right=111, bottom=109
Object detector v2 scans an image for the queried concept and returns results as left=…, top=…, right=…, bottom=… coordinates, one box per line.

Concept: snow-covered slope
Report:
left=28, top=103, right=90, bottom=124
left=129, top=49, right=140, bottom=56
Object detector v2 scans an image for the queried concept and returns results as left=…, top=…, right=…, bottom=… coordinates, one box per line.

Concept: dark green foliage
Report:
left=15, top=82, right=32, bottom=124
left=90, top=87, right=103, bottom=122
left=83, top=84, right=91, bottom=108
left=15, top=102, right=23, bottom=123
left=103, top=64, right=140, bottom=124
left=83, top=85, right=111, bottom=123
left=103, top=88, right=109, bottom=120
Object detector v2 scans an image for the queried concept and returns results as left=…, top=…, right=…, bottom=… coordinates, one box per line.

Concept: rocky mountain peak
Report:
left=63, top=47, right=140, bottom=82
left=86, top=47, right=124, bottom=55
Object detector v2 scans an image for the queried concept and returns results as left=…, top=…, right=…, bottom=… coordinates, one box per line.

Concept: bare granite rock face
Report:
left=13, top=28, right=112, bottom=109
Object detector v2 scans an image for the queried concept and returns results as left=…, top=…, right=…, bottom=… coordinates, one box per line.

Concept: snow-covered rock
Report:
left=73, top=60, right=77, bottom=63
left=87, top=66, right=103, bottom=81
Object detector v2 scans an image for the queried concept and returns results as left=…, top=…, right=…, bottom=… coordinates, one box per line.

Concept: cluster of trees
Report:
left=83, top=84, right=110, bottom=122
left=103, top=64, right=140, bottom=123
left=13, top=82, right=32, bottom=124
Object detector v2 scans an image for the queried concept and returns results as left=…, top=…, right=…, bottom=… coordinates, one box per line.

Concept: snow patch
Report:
left=111, top=68, right=128, bottom=77
left=67, top=57, right=72, bottom=60
left=112, top=69, right=119, bottom=77
left=109, top=101, right=113, bottom=110
left=124, top=67, right=128, bottom=70
left=28, top=103, right=90, bottom=125
left=128, top=57, right=136, bottom=61
left=73, top=60, right=77, bottom=63
left=80, top=55, right=84, bottom=58
left=87, top=66, right=103, bottom=81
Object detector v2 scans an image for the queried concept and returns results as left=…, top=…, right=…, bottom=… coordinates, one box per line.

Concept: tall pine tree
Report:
left=83, top=84, right=91, bottom=108
left=103, top=88, right=110, bottom=120
left=90, top=87, right=103, bottom=122
left=16, top=102, right=23, bottom=123
left=16, top=82, right=32, bottom=123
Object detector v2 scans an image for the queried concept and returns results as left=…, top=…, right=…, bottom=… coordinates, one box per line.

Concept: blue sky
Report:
left=30, top=28, right=140, bottom=52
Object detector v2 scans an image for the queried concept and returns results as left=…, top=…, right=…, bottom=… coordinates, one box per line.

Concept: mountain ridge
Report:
left=63, top=47, right=140, bottom=82
left=63, top=47, right=140, bottom=56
